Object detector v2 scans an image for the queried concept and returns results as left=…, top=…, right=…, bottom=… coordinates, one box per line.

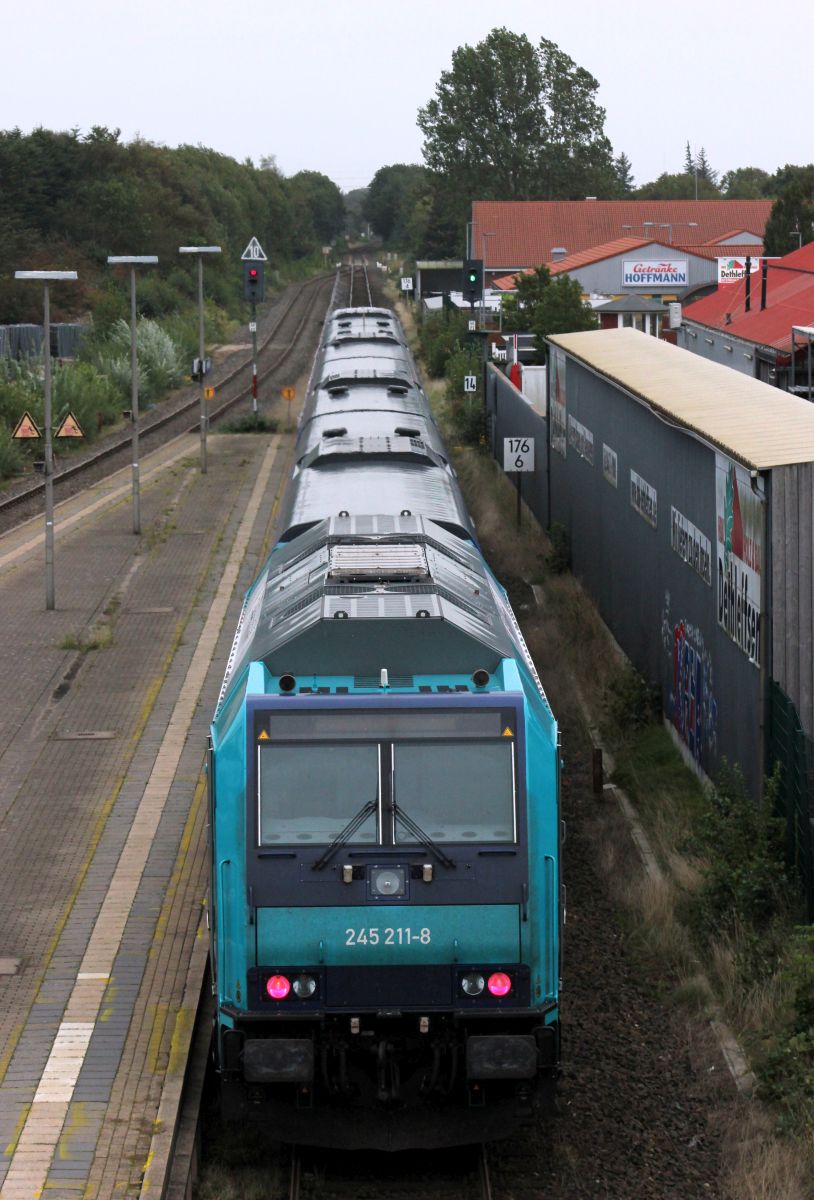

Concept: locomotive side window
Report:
left=258, top=744, right=378, bottom=844
left=393, top=741, right=515, bottom=843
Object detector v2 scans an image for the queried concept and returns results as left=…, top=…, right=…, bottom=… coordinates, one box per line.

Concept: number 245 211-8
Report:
left=345, top=927, right=431, bottom=946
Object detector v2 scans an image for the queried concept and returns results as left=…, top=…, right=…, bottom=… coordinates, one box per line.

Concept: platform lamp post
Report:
left=14, top=269, right=78, bottom=611
left=107, top=256, right=158, bottom=534
left=179, top=245, right=221, bottom=473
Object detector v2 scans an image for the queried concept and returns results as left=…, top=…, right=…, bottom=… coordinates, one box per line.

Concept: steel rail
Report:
left=477, top=1143, right=493, bottom=1200
left=0, top=273, right=333, bottom=524
left=288, top=1145, right=301, bottom=1200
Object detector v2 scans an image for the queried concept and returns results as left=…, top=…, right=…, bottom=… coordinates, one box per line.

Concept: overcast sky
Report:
left=2, top=0, right=810, bottom=192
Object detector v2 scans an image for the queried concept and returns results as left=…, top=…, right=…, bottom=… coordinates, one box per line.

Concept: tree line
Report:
left=360, top=28, right=814, bottom=261
left=0, top=126, right=346, bottom=324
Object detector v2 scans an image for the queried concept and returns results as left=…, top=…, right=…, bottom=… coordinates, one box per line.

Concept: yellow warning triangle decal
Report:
left=502, top=726, right=514, bottom=737
left=258, top=730, right=269, bottom=741
left=55, top=411, right=84, bottom=439
left=12, top=411, right=41, bottom=439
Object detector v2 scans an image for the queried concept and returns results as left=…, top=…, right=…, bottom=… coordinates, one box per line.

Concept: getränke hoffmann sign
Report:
left=623, top=260, right=688, bottom=287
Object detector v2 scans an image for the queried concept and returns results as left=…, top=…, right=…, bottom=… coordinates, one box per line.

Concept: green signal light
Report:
left=468, top=272, right=478, bottom=283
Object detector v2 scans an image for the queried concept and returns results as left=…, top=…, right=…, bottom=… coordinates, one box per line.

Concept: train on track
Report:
left=209, top=286, right=562, bottom=1149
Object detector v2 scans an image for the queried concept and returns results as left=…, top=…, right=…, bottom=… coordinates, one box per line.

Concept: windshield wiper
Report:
left=312, top=799, right=377, bottom=871
left=393, top=803, right=456, bottom=869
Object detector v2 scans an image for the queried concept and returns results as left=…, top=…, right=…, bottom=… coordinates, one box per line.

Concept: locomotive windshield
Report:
left=256, top=709, right=518, bottom=847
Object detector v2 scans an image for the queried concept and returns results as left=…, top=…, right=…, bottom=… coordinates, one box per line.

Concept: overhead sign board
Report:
left=503, top=437, right=535, bottom=473
left=12, top=411, right=41, bottom=439
left=241, top=236, right=268, bottom=262
left=717, top=256, right=761, bottom=284
left=623, top=260, right=688, bottom=287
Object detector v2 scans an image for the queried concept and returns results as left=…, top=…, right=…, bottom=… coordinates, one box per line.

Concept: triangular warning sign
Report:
left=12, top=411, right=41, bottom=439
left=55, top=412, right=84, bottom=439
left=502, top=726, right=514, bottom=738
left=258, top=730, right=269, bottom=741
left=241, top=236, right=267, bottom=262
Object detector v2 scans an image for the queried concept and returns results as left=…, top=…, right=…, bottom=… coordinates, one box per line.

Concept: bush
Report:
left=101, top=318, right=185, bottom=404
left=444, top=344, right=484, bottom=446
left=690, top=764, right=794, bottom=948
left=53, top=361, right=121, bottom=441
left=605, top=662, right=659, bottom=732
left=0, top=422, right=23, bottom=479
left=419, top=311, right=470, bottom=378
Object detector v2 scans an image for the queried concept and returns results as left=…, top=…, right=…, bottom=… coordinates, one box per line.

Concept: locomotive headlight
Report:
left=461, top=972, right=485, bottom=997
left=368, top=865, right=407, bottom=899
left=293, top=974, right=317, bottom=999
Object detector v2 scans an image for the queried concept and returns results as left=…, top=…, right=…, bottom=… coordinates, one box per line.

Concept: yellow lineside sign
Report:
left=12, top=411, right=41, bottom=439
left=281, top=387, right=296, bottom=402
left=55, top=412, right=84, bottom=439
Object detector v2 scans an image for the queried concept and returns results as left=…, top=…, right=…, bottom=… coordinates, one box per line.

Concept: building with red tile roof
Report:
left=472, top=199, right=771, bottom=279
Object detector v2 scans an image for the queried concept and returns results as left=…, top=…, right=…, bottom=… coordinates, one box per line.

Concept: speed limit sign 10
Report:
left=503, top=436, right=535, bottom=472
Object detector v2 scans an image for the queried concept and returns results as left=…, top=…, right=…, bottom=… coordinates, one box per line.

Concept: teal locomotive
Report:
left=209, top=304, right=561, bottom=1149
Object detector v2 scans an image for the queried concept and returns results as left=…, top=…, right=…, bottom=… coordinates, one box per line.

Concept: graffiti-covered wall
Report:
left=485, top=348, right=767, bottom=791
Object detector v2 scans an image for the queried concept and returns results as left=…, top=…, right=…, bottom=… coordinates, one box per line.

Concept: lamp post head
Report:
left=178, top=246, right=222, bottom=254
left=15, top=271, right=78, bottom=281
left=107, top=256, right=159, bottom=265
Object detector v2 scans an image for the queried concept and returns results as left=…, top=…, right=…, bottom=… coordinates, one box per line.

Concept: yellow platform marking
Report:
left=0, top=438, right=281, bottom=1199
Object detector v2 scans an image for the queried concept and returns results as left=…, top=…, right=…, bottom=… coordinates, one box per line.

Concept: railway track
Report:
left=286, top=1141, right=493, bottom=1200
left=0, top=271, right=335, bottom=531
left=347, top=255, right=373, bottom=307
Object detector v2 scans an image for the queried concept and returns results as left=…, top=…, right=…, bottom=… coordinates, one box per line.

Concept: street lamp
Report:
left=14, top=269, right=78, bottom=610
left=179, top=245, right=221, bottom=473
left=107, top=255, right=158, bottom=534
left=659, top=221, right=698, bottom=245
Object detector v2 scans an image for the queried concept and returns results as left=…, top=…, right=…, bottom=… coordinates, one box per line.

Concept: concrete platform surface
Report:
left=0, top=428, right=295, bottom=1198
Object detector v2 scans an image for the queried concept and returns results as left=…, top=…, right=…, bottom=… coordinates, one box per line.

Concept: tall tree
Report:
left=763, top=169, right=814, bottom=256
left=684, top=141, right=695, bottom=175
left=613, top=152, right=634, bottom=195
left=287, top=170, right=344, bottom=245
left=364, top=164, right=428, bottom=243
left=719, top=166, right=772, bottom=199
left=416, top=28, right=615, bottom=228
left=695, top=147, right=718, bottom=185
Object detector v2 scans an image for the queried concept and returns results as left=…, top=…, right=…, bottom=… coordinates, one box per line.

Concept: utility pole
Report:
left=107, top=256, right=158, bottom=533
left=179, top=246, right=221, bottom=473
left=14, top=270, right=78, bottom=610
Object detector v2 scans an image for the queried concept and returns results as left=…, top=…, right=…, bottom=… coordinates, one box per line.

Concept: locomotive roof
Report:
left=299, top=381, right=434, bottom=433
left=278, top=457, right=473, bottom=542
left=217, top=516, right=522, bottom=704
left=296, top=412, right=447, bottom=463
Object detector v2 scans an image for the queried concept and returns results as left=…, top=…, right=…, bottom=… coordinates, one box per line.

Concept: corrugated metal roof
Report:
left=548, top=327, right=814, bottom=470
left=683, top=243, right=814, bottom=353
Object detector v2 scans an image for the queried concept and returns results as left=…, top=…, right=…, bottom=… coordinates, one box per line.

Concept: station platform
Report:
left=0, top=426, right=295, bottom=1198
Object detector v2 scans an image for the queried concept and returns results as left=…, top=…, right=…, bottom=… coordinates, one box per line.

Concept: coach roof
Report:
left=548, top=327, right=814, bottom=470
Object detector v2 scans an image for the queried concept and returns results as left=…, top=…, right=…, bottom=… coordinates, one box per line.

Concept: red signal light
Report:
left=266, top=974, right=290, bottom=1000
left=249, top=267, right=258, bottom=279
left=487, top=971, right=512, bottom=997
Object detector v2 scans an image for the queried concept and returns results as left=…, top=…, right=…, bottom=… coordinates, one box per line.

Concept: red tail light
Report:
left=487, top=971, right=512, bottom=997
left=266, top=974, right=291, bottom=1000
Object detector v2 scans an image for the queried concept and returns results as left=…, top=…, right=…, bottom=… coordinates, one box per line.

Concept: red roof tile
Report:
left=682, top=244, right=814, bottom=353
left=472, top=200, right=772, bottom=270
left=676, top=243, right=764, bottom=261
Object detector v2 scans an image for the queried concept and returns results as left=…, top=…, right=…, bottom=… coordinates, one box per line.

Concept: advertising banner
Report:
left=623, top=260, right=688, bottom=287
left=715, top=454, right=763, bottom=665
left=550, top=346, right=567, bottom=459
left=717, top=257, right=761, bottom=284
